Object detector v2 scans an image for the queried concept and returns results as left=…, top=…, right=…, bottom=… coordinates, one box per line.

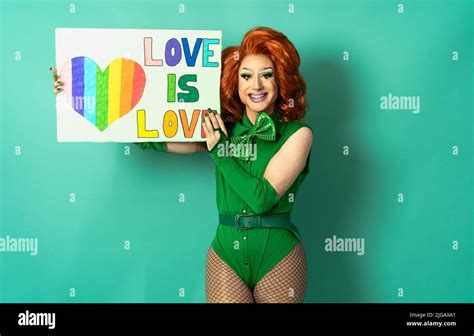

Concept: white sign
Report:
left=55, top=28, right=222, bottom=142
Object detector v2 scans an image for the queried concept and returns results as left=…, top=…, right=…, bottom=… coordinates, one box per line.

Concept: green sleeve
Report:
left=133, top=142, right=167, bottom=152
left=209, top=133, right=280, bottom=214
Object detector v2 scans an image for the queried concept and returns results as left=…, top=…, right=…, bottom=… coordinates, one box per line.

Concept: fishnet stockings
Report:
left=205, top=243, right=307, bottom=303
left=254, top=242, right=307, bottom=303
left=206, top=246, right=254, bottom=303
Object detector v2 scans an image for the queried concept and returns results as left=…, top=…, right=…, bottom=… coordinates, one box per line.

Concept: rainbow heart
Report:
left=59, top=57, right=146, bottom=131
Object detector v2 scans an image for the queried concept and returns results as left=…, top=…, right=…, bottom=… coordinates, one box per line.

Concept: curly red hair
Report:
left=220, top=26, right=307, bottom=125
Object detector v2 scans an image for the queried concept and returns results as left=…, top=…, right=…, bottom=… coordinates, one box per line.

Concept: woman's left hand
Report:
left=202, top=109, right=228, bottom=151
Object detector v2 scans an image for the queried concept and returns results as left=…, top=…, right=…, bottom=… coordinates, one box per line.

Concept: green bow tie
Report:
left=230, top=111, right=277, bottom=161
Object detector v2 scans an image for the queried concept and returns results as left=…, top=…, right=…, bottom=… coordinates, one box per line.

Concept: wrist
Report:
left=208, top=130, right=227, bottom=159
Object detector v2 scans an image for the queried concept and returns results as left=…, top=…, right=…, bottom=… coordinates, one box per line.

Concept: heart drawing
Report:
left=59, top=56, right=146, bottom=132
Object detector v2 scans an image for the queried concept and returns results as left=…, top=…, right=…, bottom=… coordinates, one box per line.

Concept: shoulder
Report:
left=279, top=120, right=313, bottom=146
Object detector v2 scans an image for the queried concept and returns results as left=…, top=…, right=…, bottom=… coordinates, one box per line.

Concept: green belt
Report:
left=218, top=212, right=301, bottom=240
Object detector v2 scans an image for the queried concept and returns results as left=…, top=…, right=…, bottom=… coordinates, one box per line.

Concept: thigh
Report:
left=205, top=246, right=254, bottom=303
left=253, top=242, right=307, bottom=303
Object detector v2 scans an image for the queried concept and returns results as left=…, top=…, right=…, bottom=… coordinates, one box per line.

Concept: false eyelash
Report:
left=240, top=73, right=251, bottom=79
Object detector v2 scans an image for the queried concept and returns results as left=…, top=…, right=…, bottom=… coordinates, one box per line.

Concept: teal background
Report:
left=0, top=0, right=472, bottom=303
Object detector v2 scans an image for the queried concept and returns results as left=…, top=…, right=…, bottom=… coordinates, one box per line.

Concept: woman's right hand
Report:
left=50, top=67, right=63, bottom=95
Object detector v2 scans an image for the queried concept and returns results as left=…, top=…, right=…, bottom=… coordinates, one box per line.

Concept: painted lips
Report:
left=248, top=92, right=268, bottom=103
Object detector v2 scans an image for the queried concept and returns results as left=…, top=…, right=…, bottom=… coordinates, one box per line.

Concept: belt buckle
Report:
left=235, top=212, right=255, bottom=229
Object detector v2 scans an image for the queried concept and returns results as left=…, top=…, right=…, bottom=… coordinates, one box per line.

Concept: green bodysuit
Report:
left=208, top=110, right=312, bottom=289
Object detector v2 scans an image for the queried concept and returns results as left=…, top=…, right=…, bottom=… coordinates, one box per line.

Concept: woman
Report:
left=52, top=26, right=313, bottom=303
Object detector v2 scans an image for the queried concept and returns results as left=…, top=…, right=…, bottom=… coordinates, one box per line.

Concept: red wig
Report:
left=220, top=26, right=307, bottom=125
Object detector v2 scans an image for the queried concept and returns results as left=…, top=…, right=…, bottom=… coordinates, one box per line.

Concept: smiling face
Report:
left=238, top=54, right=278, bottom=116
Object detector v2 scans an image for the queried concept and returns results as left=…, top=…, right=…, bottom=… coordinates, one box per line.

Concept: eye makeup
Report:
left=239, top=69, right=274, bottom=80
left=261, top=70, right=273, bottom=79
left=240, top=71, right=252, bottom=80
